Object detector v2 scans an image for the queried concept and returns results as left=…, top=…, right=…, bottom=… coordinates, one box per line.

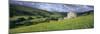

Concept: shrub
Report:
left=17, top=17, right=26, bottom=22
left=23, top=21, right=33, bottom=26
left=28, top=17, right=33, bottom=20
left=10, top=17, right=26, bottom=28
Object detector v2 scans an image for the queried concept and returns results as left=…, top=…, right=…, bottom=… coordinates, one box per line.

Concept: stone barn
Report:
left=67, top=11, right=77, bottom=18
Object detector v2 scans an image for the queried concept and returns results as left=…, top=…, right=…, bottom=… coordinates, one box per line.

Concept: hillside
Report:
left=10, top=4, right=64, bottom=28
left=9, top=4, right=94, bottom=34
left=10, top=4, right=63, bottom=17
left=10, top=14, right=93, bottom=33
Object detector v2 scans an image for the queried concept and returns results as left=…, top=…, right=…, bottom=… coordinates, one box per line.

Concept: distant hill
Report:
left=10, top=4, right=63, bottom=18
left=10, top=4, right=93, bottom=18
left=77, top=10, right=94, bottom=16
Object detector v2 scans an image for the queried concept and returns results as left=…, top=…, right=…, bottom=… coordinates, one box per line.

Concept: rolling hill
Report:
left=10, top=4, right=63, bottom=17
left=9, top=3, right=94, bottom=34
left=10, top=4, right=64, bottom=29
left=10, top=14, right=93, bottom=33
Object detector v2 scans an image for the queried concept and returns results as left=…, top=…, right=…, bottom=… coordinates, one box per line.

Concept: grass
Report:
left=10, top=14, right=94, bottom=33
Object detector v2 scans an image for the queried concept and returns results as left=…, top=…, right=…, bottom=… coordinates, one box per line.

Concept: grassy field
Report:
left=10, top=14, right=94, bottom=33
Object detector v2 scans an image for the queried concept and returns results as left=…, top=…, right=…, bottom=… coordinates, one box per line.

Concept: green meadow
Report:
left=10, top=14, right=93, bottom=33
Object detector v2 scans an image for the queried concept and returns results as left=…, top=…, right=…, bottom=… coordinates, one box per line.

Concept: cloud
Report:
left=10, top=1, right=94, bottom=12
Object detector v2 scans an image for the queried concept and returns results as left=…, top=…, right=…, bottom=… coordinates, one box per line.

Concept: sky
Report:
left=10, top=1, right=94, bottom=12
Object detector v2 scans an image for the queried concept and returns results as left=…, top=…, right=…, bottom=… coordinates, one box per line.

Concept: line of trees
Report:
left=10, top=16, right=62, bottom=29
